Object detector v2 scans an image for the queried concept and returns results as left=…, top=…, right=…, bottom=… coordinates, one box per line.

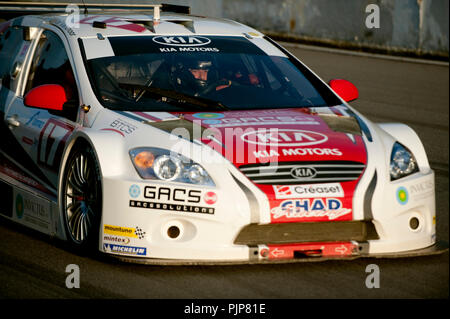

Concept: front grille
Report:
left=239, top=161, right=366, bottom=185
left=234, top=220, right=379, bottom=245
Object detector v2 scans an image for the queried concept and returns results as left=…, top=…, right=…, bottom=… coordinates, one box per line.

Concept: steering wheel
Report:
left=198, top=79, right=243, bottom=96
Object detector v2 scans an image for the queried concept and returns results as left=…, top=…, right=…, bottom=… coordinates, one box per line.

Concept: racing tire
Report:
left=61, top=142, right=102, bottom=253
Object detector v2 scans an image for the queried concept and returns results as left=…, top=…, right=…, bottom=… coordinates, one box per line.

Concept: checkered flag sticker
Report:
left=135, top=226, right=146, bottom=239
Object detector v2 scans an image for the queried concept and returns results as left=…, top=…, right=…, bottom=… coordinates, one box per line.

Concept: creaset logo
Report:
left=273, top=183, right=344, bottom=199
left=240, top=129, right=328, bottom=147
left=153, top=36, right=211, bottom=47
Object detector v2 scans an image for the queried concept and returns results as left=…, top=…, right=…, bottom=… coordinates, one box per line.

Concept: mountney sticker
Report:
left=129, top=200, right=215, bottom=214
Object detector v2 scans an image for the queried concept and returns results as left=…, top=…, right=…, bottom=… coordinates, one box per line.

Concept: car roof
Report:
left=14, top=12, right=264, bottom=39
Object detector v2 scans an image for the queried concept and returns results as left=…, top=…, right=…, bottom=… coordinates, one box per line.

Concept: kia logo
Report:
left=290, top=166, right=317, bottom=179
left=152, top=36, right=211, bottom=47
left=241, top=129, right=328, bottom=147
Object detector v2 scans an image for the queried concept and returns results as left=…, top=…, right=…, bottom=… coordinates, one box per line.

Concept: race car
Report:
left=0, top=3, right=442, bottom=264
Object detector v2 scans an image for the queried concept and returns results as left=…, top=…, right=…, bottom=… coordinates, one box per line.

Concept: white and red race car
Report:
left=0, top=3, right=441, bottom=264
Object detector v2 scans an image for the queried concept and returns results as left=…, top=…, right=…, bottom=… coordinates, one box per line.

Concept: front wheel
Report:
left=61, top=143, right=102, bottom=251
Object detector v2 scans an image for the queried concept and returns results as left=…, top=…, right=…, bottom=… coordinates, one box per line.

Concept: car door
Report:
left=0, top=24, right=47, bottom=192
left=4, top=28, right=80, bottom=196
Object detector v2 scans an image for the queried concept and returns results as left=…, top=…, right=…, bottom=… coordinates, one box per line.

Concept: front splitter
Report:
left=103, top=241, right=448, bottom=266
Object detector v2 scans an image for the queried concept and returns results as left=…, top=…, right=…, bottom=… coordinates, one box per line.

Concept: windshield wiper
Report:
left=118, top=83, right=229, bottom=111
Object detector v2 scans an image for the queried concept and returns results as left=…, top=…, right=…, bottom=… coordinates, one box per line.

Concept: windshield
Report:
left=83, top=35, right=340, bottom=111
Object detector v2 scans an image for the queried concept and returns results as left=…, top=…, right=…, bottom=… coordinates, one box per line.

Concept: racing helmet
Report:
left=170, top=55, right=218, bottom=93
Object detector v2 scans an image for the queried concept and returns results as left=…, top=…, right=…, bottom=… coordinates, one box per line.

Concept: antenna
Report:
left=80, top=0, right=88, bottom=15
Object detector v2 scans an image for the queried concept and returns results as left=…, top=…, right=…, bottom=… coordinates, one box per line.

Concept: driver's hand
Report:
left=216, top=79, right=232, bottom=91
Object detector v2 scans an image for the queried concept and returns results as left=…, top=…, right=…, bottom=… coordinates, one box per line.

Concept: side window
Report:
left=25, top=30, right=79, bottom=121
left=0, top=26, right=30, bottom=91
left=25, top=30, right=78, bottom=103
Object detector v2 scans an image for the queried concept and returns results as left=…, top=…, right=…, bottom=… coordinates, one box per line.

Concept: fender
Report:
left=378, top=123, right=431, bottom=173
left=55, top=128, right=129, bottom=240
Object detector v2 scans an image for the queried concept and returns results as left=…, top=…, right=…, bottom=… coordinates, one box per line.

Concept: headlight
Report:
left=390, top=142, right=419, bottom=181
left=130, top=147, right=215, bottom=186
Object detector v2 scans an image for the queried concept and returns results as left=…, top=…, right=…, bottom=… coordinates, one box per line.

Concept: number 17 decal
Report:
left=37, top=119, right=74, bottom=172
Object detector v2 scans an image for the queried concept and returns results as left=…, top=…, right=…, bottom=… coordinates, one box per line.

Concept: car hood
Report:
left=120, top=107, right=369, bottom=223
left=129, top=107, right=368, bottom=165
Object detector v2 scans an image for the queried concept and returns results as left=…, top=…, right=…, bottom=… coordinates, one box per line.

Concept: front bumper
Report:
left=99, top=169, right=440, bottom=263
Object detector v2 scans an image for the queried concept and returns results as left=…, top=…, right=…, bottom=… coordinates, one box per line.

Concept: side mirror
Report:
left=329, top=79, right=359, bottom=103
left=24, top=84, right=67, bottom=111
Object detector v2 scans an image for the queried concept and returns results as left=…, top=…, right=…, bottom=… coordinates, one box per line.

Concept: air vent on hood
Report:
left=239, top=161, right=366, bottom=185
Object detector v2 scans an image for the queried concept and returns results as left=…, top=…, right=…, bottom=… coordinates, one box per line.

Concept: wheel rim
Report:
left=64, top=150, right=100, bottom=244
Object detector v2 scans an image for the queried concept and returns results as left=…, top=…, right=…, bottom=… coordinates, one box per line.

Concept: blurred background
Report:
left=0, top=0, right=448, bottom=60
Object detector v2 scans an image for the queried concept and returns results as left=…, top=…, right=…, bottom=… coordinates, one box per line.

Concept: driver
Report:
left=188, top=60, right=214, bottom=90
left=171, top=56, right=226, bottom=95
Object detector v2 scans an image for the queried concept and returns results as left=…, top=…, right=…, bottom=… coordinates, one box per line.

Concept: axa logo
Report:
left=290, top=166, right=317, bottom=179
left=152, top=36, right=211, bottom=47
left=241, top=129, right=328, bottom=147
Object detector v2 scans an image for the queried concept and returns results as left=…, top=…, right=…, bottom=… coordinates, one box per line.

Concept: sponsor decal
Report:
left=271, top=198, right=351, bottom=221
left=241, top=129, right=328, bottom=147
left=0, top=154, right=54, bottom=196
left=49, top=17, right=76, bottom=36
left=253, top=148, right=342, bottom=158
left=153, top=36, right=211, bottom=47
left=104, top=225, right=139, bottom=238
left=409, top=180, right=434, bottom=201
left=135, top=186, right=216, bottom=213
left=281, top=148, right=342, bottom=156
left=101, top=118, right=137, bottom=137
left=103, top=244, right=147, bottom=256
left=110, top=118, right=137, bottom=135
left=144, top=186, right=201, bottom=203
left=129, top=200, right=215, bottom=215
left=273, top=183, right=344, bottom=199
left=103, top=235, right=130, bottom=245
left=37, top=119, right=74, bottom=172
left=129, top=184, right=141, bottom=199
left=201, top=116, right=319, bottom=128
left=134, top=226, right=146, bottom=240
left=253, top=150, right=280, bottom=158
left=202, top=119, right=222, bottom=125
left=203, top=191, right=217, bottom=205
left=14, top=192, right=51, bottom=231
left=153, top=36, right=219, bottom=53
left=193, top=113, right=225, bottom=120
left=396, top=187, right=409, bottom=205
left=290, top=166, right=317, bottom=179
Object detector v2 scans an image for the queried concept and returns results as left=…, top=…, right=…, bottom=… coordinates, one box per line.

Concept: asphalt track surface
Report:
left=0, top=44, right=448, bottom=301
